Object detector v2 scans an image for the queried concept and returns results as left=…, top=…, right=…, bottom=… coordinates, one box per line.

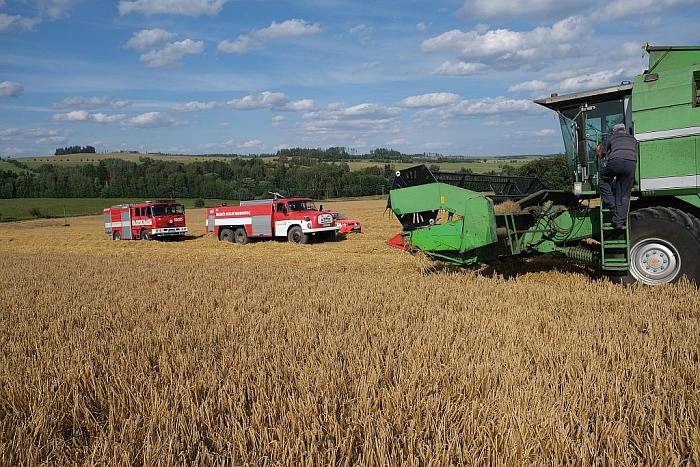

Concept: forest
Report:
left=0, top=154, right=570, bottom=200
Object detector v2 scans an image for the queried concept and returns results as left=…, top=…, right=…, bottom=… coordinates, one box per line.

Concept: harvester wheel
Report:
left=234, top=227, right=249, bottom=245
left=287, top=225, right=309, bottom=244
left=113, top=231, right=121, bottom=241
left=219, top=228, right=234, bottom=242
left=622, top=206, right=700, bottom=285
left=141, top=230, right=151, bottom=241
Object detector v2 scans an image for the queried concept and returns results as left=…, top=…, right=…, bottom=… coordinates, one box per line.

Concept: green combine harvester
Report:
left=388, top=45, right=700, bottom=285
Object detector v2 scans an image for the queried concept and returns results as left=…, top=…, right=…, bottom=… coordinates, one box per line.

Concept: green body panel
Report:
left=632, top=48, right=700, bottom=196
left=390, top=182, right=498, bottom=258
left=390, top=182, right=485, bottom=218
left=494, top=204, right=596, bottom=257
left=676, top=193, right=700, bottom=209
left=637, top=137, right=697, bottom=179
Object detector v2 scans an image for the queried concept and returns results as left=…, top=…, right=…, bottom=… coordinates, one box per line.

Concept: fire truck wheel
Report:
left=219, top=228, right=234, bottom=242
left=287, top=225, right=309, bottom=244
left=141, top=230, right=151, bottom=241
left=112, top=231, right=121, bottom=241
left=234, top=228, right=249, bottom=245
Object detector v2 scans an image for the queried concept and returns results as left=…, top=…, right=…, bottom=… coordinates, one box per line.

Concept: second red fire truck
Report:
left=206, top=195, right=339, bottom=244
left=104, top=200, right=188, bottom=240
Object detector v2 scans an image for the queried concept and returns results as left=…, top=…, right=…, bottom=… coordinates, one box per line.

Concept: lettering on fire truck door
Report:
left=251, top=215, right=272, bottom=236
left=121, top=209, right=132, bottom=239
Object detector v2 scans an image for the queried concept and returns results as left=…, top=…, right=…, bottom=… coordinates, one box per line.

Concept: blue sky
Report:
left=1, top=0, right=698, bottom=156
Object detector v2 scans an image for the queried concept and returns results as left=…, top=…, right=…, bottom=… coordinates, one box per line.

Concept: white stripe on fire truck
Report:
left=274, top=220, right=297, bottom=236
left=213, top=217, right=253, bottom=226
left=105, top=221, right=130, bottom=228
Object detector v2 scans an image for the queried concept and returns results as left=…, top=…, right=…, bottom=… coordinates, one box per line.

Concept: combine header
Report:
left=388, top=45, right=700, bottom=285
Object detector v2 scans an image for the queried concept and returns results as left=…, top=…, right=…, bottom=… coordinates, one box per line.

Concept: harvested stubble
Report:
left=0, top=199, right=699, bottom=465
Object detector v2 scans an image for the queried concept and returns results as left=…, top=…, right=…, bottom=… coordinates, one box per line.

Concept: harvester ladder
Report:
left=599, top=200, right=630, bottom=271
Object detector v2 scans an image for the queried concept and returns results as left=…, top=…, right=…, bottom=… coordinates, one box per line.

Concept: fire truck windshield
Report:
left=151, top=204, right=184, bottom=216
left=287, top=200, right=316, bottom=211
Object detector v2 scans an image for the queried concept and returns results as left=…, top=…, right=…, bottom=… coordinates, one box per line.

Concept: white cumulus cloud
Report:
left=599, top=0, right=697, bottom=19
left=459, top=0, right=589, bottom=18
left=556, top=68, right=628, bottom=91
left=36, top=0, right=80, bottom=19
left=423, top=16, right=589, bottom=72
left=170, top=92, right=314, bottom=113
left=125, top=29, right=203, bottom=67
left=126, top=28, right=175, bottom=51
left=53, top=96, right=132, bottom=109
left=239, top=139, right=262, bottom=149
left=435, top=61, right=487, bottom=76
left=139, top=38, right=204, bottom=67
left=0, top=81, right=24, bottom=97
left=508, top=80, right=548, bottom=93
left=0, top=12, right=40, bottom=32
left=0, top=128, right=66, bottom=144
left=90, top=113, right=127, bottom=123
left=122, top=112, right=177, bottom=128
left=52, top=110, right=126, bottom=123
left=52, top=110, right=89, bottom=121
left=218, top=19, right=321, bottom=54
left=118, top=0, right=228, bottom=16
left=449, top=97, right=537, bottom=117
left=226, top=91, right=315, bottom=111
left=173, top=101, right=218, bottom=112
left=399, top=93, right=461, bottom=108
left=302, top=102, right=401, bottom=139
left=416, top=22, right=429, bottom=32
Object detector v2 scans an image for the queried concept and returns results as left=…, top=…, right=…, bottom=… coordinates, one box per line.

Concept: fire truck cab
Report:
left=206, top=196, right=339, bottom=244
left=104, top=200, right=188, bottom=241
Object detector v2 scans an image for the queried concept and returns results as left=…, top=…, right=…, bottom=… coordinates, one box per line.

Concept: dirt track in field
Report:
left=1, top=199, right=699, bottom=464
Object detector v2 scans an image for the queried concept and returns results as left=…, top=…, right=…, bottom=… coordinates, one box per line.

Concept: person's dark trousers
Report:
left=599, top=158, right=636, bottom=228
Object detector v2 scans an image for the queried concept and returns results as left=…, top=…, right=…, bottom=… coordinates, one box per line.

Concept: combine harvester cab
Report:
left=388, top=44, right=700, bottom=285
left=206, top=194, right=339, bottom=245
left=105, top=200, right=188, bottom=241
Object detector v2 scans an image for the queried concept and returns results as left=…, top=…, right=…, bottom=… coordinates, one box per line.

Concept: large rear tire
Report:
left=234, top=227, right=249, bottom=245
left=287, top=225, right=309, bottom=244
left=622, top=207, right=700, bottom=285
left=219, top=228, right=234, bottom=242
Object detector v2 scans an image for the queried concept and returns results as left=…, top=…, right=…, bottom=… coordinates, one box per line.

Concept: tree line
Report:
left=0, top=157, right=392, bottom=200
left=55, top=146, right=96, bottom=156
left=0, top=155, right=570, bottom=200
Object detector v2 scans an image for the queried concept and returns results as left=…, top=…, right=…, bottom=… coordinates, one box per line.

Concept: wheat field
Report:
left=1, top=199, right=699, bottom=465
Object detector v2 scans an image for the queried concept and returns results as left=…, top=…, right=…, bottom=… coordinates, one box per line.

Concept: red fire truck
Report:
left=104, top=200, right=188, bottom=240
left=206, top=195, right=339, bottom=244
